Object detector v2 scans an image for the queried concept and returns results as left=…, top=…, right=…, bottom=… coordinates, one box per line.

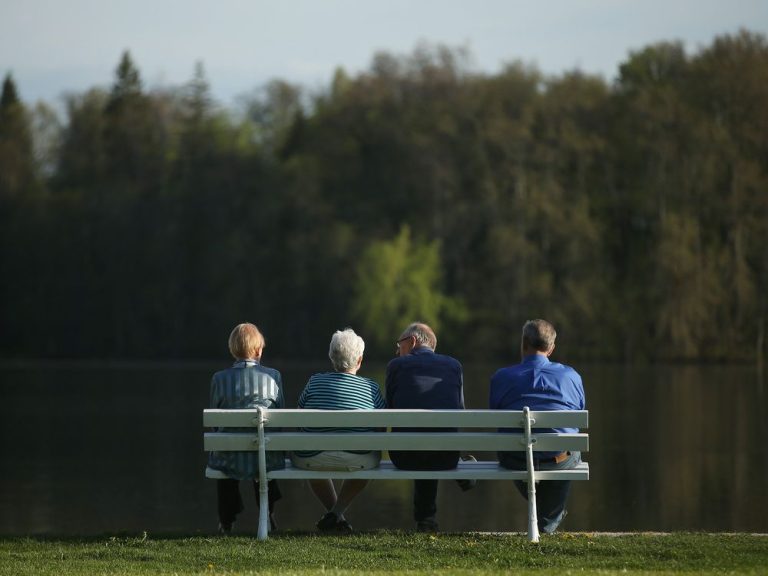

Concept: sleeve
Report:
left=575, top=373, right=586, bottom=410
left=372, top=381, right=387, bottom=409
left=275, top=371, right=285, bottom=409
left=457, top=362, right=466, bottom=409
left=384, top=362, right=397, bottom=407
left=297, top=379, right=309, bottom=408
left=209, top=374, right=220, bottom=409
left=488, top=372, right=499, bottom=409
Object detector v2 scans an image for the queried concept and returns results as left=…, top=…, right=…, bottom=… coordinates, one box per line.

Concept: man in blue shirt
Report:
left=489, top=319, right=585, bottom=534
left=386, top=322, right=471, bottom=532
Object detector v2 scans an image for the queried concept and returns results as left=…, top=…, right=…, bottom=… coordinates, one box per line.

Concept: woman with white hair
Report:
left=292, top=328, right=386, bottom=533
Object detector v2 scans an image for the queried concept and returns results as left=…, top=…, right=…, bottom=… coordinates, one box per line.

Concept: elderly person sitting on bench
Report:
left=490, top=319, right=586, bottom=534
left=207, top=322, right=285, bottom=534
left=291, top=328, right=386, bottom=533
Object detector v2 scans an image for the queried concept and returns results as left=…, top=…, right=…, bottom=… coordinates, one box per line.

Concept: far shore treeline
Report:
left=1, top=31, right=766, bottom=364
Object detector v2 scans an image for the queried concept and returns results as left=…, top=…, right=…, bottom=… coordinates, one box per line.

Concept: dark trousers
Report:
left=390, top=450, right=459, bottom=522
left=216, top=479, right=282, bottom=526
left=499, top=451, right=580, bottom=533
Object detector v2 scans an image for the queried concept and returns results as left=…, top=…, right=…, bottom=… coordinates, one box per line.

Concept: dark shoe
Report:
left=218, top=522, right=233, bottom=535
left=316, top=511, right=340, bottom=531
left=416, top=517, right=439, bottom=532
left=317, top=511, right=354, bottom=533
left=457, top=455, right=478, bottom=492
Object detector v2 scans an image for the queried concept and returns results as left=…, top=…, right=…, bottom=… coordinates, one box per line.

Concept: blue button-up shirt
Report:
left=489, top=354, right=585, bottom=450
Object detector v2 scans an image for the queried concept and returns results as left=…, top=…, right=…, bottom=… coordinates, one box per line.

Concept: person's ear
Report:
left=546, top=344, right=555, bottom=357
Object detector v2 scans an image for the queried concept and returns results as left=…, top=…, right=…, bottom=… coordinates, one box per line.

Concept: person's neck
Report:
left=522, top=348, right=548, bottom=358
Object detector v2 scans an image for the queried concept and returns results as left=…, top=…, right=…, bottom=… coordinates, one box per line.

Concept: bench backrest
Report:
left=204, top=408, right=589, bottom=454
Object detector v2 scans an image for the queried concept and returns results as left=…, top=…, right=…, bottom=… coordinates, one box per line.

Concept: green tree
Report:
left=653, top=213, right=724, bottom=357
left=55, top=89, right=108, bottom=186
left=242, top=79, right=304, bottom=157
left=104, top=50, right=165, bottom=187
left=605, top=42, right=697, bottom=360
left=0, top=73, right=35, bottom=199
left=689, top=30, right=768, bottom=361
left=0, top=73, right=41, bottom=355
left=352, top=225, right=466, bottom=354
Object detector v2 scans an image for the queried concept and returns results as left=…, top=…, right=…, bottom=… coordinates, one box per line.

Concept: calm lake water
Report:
left=1, top=361, right=766, bottom=535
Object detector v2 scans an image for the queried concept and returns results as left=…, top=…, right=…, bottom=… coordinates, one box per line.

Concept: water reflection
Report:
left=0, top=361, right=765, bottom=535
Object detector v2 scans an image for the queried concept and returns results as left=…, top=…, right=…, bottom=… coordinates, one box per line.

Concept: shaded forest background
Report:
left=1, top=31, right=766, bottom=364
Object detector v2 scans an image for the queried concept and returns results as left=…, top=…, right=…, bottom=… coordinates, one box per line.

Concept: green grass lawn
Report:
left=1, top=532, right=766, bottom=575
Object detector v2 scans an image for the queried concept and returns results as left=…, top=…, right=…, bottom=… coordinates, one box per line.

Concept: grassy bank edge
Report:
left=1, top=531, right=767, bottom=576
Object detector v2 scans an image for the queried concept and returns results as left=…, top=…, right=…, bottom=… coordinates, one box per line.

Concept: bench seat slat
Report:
left=205, top=460, right=589, bottom=481
left=204, top=409, right=588, bottom=429
left=204, top=431, right=589, bottom=452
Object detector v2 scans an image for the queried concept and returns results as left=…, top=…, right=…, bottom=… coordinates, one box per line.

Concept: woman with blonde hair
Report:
left=207, top=323, right=285, bottom=534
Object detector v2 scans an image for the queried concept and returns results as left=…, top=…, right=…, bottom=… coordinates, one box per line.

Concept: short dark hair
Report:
left=522, top=319, right=556, bottom=352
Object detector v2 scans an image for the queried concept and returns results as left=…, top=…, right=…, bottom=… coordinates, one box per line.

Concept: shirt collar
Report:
left=411, top=346, right=435, bottom=356
left=233, top=359, right=260, bottom=368
left=522, top=353, right=550, bottom=366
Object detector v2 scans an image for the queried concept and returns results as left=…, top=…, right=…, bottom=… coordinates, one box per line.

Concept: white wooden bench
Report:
left=203, top=407, right=589, bottom=542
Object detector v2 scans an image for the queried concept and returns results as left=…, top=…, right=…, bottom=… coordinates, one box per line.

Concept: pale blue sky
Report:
left=1, top=0, right=766, bottom=107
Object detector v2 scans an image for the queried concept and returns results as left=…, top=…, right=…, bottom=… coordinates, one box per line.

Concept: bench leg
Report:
left=257, top=481, right=269, bottom=540
left=523, top=407, right=540, bottom=543
left=257, top=407, right=269, bottom=541
left=526, top=473, right=539, bottom=543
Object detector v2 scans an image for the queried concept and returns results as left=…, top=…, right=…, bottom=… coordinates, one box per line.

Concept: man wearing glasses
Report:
left=385, top=322, right=473, bottom=532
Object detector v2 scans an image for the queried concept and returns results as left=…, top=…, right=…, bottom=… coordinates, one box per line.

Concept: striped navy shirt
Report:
left=295, top=371, right=386, bottom=457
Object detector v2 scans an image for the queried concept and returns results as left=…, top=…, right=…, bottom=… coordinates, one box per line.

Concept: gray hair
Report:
left=522, top=319, right=557, bottom=352
left=328, top=328, right=365, bottom=372
left=399, top=322, right=437, bottom=350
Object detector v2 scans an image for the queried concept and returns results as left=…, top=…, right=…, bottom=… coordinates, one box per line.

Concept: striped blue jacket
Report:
left=207, top=360, right=285, bottom=478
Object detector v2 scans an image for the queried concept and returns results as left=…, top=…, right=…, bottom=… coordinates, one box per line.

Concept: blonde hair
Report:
left=228, top=323, right=265, bottom=360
